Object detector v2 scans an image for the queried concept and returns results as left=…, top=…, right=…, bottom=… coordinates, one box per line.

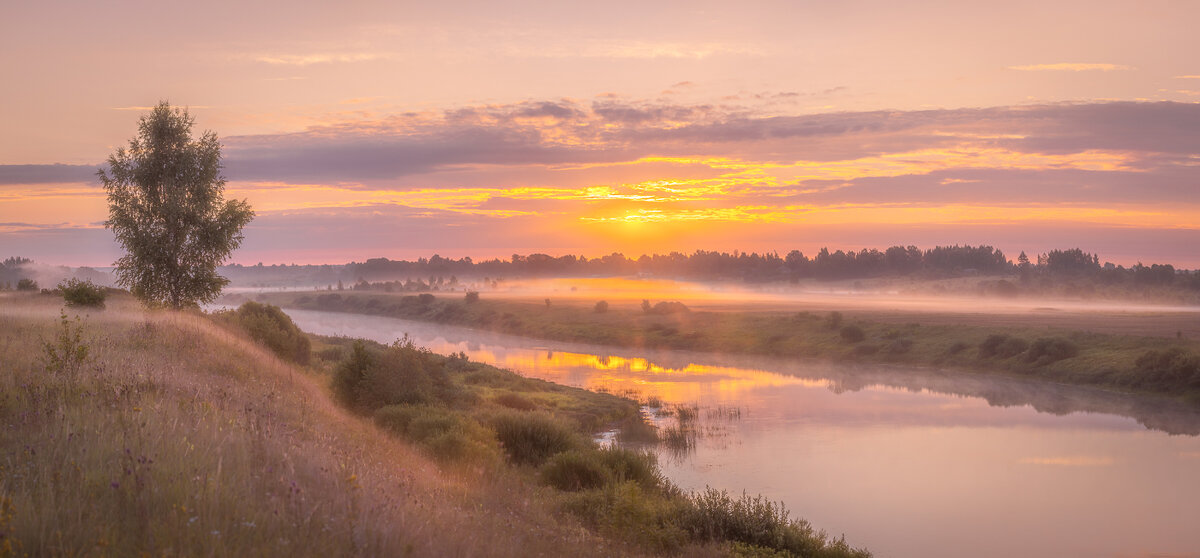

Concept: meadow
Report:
left=0, top=292, right=869, bottom=557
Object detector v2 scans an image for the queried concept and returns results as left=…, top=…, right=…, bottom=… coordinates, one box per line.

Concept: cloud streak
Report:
left=1008, top=63, right=1132, bottom=72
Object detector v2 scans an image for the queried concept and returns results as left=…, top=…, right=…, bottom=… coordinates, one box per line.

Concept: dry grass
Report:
left=0, top=294, right=642, bottom=557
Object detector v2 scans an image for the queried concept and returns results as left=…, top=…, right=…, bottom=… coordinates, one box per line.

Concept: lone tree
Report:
left=99, top=102, right=254, bottom=308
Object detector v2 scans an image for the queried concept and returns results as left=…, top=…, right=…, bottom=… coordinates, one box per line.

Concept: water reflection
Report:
left=284, top=309, right=1200, bottom=558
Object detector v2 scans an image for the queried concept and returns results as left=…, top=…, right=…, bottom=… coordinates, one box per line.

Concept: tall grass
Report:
left=0, top=297, right=642, bottom=557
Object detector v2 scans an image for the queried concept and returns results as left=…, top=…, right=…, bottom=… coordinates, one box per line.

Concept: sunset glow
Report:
left=3, top=1, right=1199, bottom=266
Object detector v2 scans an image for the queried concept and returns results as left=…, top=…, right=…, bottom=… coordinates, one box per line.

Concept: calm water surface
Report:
left=284, top=309, right=1200, bottom=558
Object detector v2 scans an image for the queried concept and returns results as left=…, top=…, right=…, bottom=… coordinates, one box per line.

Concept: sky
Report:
left=2, top=0, right=1199, bottom=267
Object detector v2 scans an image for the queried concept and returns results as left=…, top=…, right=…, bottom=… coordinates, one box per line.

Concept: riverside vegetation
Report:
left=0, top=291, right=869, bottom=557
left=257, top=291, right=1200, bottom=405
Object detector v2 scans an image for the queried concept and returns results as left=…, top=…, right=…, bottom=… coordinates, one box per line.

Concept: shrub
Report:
left=41, top=310, right=89, bottom=376
left=494, top=392, right=537, bottom=411
left=680, top=488, right=868, bottom=557
left=491, top=411, right=582, bottom=466
left=540, top=447, right=660, bottom=492
left=839, top=325, right=865, bottom=343
left=347, top=338, right=448, bottom=409
left=596, top=446, right=660, bottom=489
left=1133, top=348, right=1200, bottom=388
left=58, top=278, right=106, bottom=308
left=465, top=291, right=480, bottom=303
left=228, top=301, right=311, bottom=364
left=826, top=311, right=843, bottom=330
left=1025, top=337, right=1079, bottom=365
left=646, top=301, right=689, bottom=315
left=374, top=404, right=497, bottom=463
left=978, top=334, right=1029, bottom=359
left=16, top=278, right=38, bottom=291
left=418, top=293, right=436, bottom=304
left=332, top=340, right=375, bottom=410
left=315, top=346, right=344, bottom=362
left=541, top=449, right=612, bottom=491
left=594, top=300, right=609, bottom=314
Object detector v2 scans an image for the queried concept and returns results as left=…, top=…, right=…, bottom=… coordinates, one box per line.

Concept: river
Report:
left=282, top=308, right=1200, bottom=558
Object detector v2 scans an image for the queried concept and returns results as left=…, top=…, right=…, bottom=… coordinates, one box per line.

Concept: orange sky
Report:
left=2, top=1, right=1199, bottom=266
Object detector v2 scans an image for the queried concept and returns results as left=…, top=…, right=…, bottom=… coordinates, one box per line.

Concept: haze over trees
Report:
left=99, top=101, right=254, bottom=308
left=216, top=245, right=1195, bottom=290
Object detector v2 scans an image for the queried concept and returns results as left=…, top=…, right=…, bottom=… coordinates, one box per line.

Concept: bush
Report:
left=16, top=278, right=38, bottom=291
left=540, top=447, right=659, bottom=492
left=839, top=325, right=865, bottom=343
left=681, top=488, right=868, bottom=558
left=338, top=338, right=450, bottom=411
left=1025, top=337, right=1079, bottom=365
left=491, top=411, right=583, bottom=466
left=41, top=310, right=89, bottom=376
left=494, top=392, right=537, bottom=411
left=227, top=301, right=311, bottom=364
left=332, top=340, right=375, bottom=410
left=464, top=291, right=480, bottom=303
left=594, top=300, right=609, bottom=314
left=541, top=449, right=612, bottom=491
left=826, top=311, right=843, bottom=330
left=1133, top=348, right=1200, bottom=388
left=374, top=404, right=497, bottom=463
left=978, top=334, right=1029, bottom=359
left=58, top=278, right=106, bottom=308
left=418, top=293, right=436, bottom=304
left=646, top=301, right=689, bottom=315
left=596, top=446, right=660, bottom=489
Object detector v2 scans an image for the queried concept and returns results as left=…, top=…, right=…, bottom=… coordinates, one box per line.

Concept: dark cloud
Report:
left=514, top=101, right=582, bottom=119
left=103, top=99, right=1200, bottom=197
left=785, top=166, right=1200, bottom=205
left=0, top=164, right=98, bottom=185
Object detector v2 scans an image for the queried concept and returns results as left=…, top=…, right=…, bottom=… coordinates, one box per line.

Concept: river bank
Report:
left=247, top=290, right=1200, bottom=405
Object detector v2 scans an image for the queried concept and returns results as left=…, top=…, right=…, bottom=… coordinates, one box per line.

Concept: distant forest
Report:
left=3, top=246, right=1195, bottom=294
left=213, top=245, right=1197, bottom=291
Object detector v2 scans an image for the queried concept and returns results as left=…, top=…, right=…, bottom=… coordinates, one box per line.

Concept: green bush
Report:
left=374, top=404, right=497, bottom=463
left=227, top=301, right=311, bottom=364
left=491, top=411, right=582, bottom=466
left=839, top=325, right=865, bottom=343
left=596, top=446, right=660, bottom=489
left=58, top=278, right=106, bottom=308
left=333, top=338, right=454, bottom=412
left=16, top=278, right=38, bottom=291
left=978, top=334, right=1029, bottom=359
left=681, top=488, right=869, bottom=558
left=41, top=310, right=89, bottom=376
left=541, top=449, right=612, bottom=491
left=333, top=340, right=374, bottom=410
left=493, top=392, right=537, bottom=411
left=1133, top=348, right=1200, bottom=389
left=540, top=447, right=662, bottom=492
left=1025, top=337, right=1079, bottom=365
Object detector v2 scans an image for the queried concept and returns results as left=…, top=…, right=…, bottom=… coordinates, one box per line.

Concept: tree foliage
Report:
left=99, top=102, right=253, bottom=308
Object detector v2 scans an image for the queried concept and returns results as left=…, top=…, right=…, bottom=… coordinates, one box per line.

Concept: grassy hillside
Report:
left=257, top=291, right=1200, bottom=405
left=1, top=292, right=870, bottom=557
left=0, top=294, right=644, bottom=557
